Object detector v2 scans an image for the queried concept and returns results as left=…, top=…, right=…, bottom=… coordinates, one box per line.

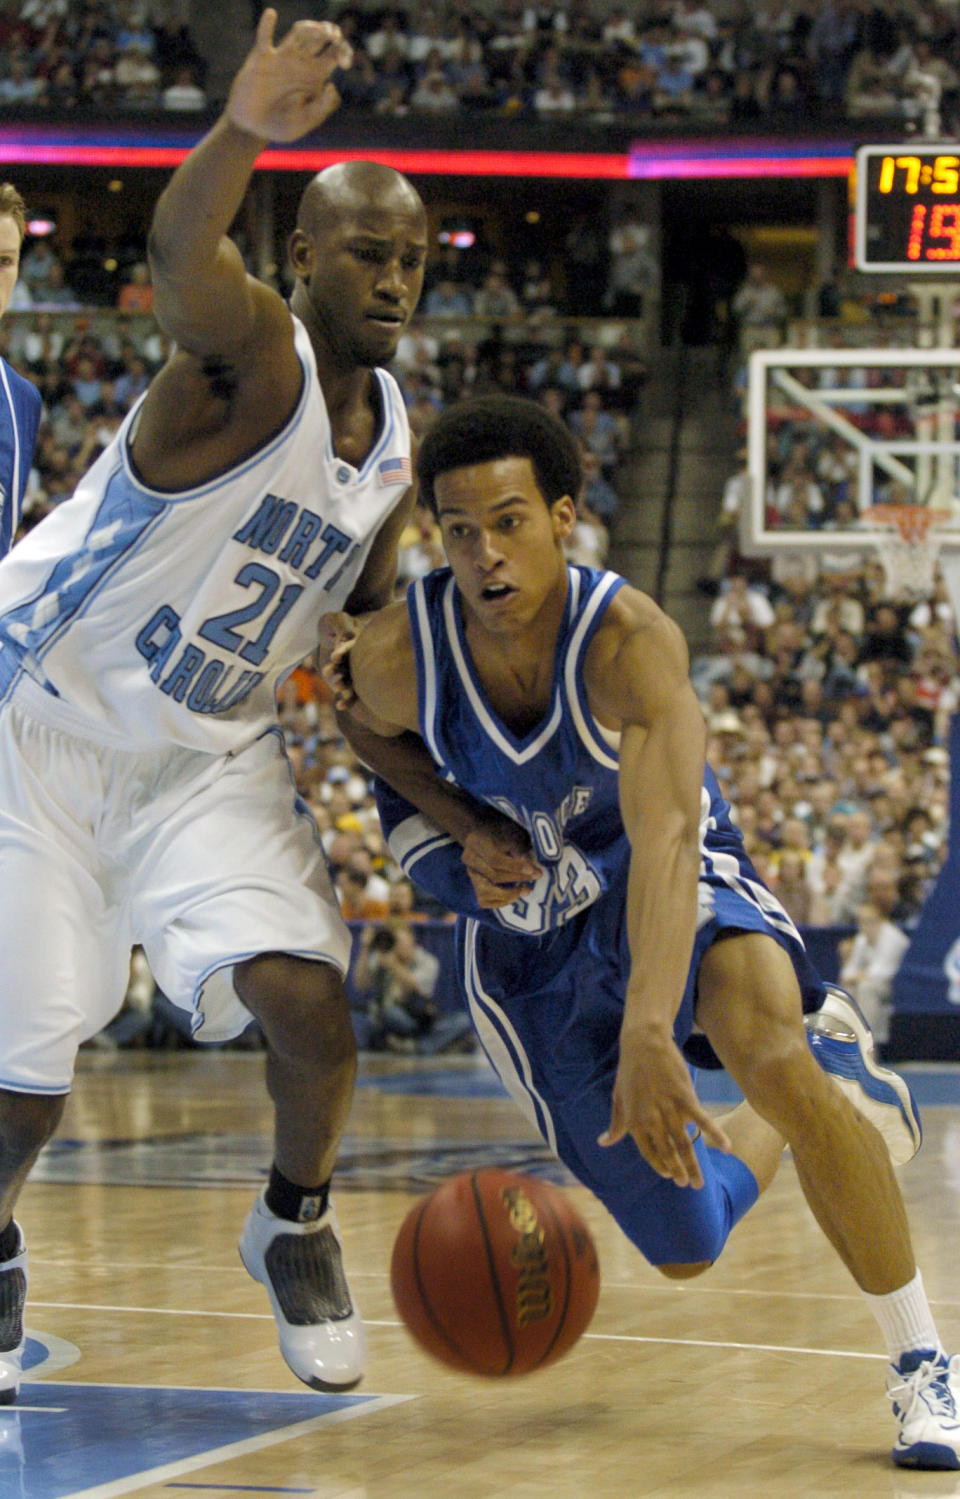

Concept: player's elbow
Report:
left=146, top=224, right=183, bottom=286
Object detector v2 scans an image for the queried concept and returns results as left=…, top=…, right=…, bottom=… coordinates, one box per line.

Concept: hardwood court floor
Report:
left=10, top=1050, right=960, bottom=1499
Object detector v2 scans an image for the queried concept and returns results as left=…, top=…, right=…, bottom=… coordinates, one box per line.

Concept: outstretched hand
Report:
left=599, top=1024, right=731, bottom=1189
left=227, top=8, right=353, bottom=143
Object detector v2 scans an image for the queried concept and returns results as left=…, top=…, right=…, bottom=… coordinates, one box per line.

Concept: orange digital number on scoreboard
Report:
left=926, top=204, right=960, bottom=260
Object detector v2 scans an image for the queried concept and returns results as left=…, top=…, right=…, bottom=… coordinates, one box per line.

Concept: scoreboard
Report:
left=855, top=144, right=960, bottom=272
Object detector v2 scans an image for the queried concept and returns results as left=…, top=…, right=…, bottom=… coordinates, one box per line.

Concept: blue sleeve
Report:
left=17, top=383, right=42, bottom=501
left=373, top=776, right=489, bottom=922
left=24, top=382, right=41, bottom=452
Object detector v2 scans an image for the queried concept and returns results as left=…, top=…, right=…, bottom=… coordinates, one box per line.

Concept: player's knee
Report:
left=736, top=1026, right=820, bottom=1131
left=234, top=954, right=355, bottom=1071
left=623, top=1177, right=735, bottom=1268
left=654, top=1259, right=713, bottom=1280
left=0, top=1088, right=66, bottom=1165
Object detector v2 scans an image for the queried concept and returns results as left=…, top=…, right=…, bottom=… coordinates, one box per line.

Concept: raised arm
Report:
left=586, top=589, right=730, bottom=1185
left=131, top=11, right=352, bottom=488
left=148, top=9, right=351, bottom=357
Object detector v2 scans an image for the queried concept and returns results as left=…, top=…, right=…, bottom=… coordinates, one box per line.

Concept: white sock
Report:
left=862, top=1269, right=941, bottom=1366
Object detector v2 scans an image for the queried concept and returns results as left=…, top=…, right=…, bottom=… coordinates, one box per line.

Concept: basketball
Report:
left=390, top=1168, right=600, bottom=1377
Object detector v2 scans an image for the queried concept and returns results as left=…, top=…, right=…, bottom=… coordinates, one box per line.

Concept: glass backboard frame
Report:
left=744, top=346, right=960, bottom=556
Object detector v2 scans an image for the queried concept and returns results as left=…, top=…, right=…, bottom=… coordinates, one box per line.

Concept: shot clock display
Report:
left=855, top=145, right=960, bottom=272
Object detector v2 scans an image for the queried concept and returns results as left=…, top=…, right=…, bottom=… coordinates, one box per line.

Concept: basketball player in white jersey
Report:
left=0, top=9, right=428, bottom=1400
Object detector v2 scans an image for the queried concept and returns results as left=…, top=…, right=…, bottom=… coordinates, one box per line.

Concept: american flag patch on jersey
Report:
left=377, top=455, right=413, bottom=486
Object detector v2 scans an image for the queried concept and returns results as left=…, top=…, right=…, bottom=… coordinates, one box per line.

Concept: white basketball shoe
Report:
left=889, top=1349, right=960, bottom=1469
left=239, top=1192, right=366, bottom=1391
left=0, top=1222, right=26, bottom=1405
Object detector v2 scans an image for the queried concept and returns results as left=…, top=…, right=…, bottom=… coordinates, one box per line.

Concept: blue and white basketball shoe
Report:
left=888, top=1349, right=960, bottom=1469
left=0, top=1222, right=26, bottom=1404
left=804, top=986, right=922, bottom=1166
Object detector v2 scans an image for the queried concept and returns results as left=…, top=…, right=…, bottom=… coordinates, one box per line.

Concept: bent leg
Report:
left=508, top=1068, right=763, bottom=1275
left=234, top=954, right=357, bottom=1186
left=697, top=932, right=915, bottom=1294
left=656, top=1102, right=786, bottom=1278
left=602, top=1135, right=762, bottom=1274
left=460, top=914, right=767, bottom=1277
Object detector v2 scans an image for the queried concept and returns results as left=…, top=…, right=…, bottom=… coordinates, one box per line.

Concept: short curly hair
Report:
left=0, top=184, right=26, bottom=244
left=417, top=394, right=582, bottom=516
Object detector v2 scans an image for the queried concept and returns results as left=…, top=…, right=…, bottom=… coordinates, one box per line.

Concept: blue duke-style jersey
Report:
left=0, top=317, right=411, bottom=753
left=405, top=563, right=629, bottom=934
left=0, top=356, right=42, bottom=557
left=376, top=562, right=824, bottom=1002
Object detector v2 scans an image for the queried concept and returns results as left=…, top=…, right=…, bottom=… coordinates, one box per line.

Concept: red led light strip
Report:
left=0, top=142, right=855, bottom=181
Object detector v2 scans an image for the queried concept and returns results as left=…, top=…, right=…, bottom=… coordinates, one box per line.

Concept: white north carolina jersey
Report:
left=0, top=316, right=412, bottom=753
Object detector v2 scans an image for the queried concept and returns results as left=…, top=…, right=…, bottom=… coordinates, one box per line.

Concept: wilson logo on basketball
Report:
left=502, top=1186, right=552, bottom=1325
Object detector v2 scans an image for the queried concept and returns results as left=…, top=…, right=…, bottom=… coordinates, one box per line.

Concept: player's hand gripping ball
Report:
left=390, top=1168, right=600, bottom=1376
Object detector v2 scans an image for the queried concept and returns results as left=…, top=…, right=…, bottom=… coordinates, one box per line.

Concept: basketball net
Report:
left=861, top=505, right=951, bottom=602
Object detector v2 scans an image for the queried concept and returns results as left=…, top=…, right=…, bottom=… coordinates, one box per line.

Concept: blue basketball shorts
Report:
left=457, top=863, right=826, bottom=1266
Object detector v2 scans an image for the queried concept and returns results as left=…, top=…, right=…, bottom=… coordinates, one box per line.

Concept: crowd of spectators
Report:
left=696, top=473, right=957, bottom=1043
left=329, top=0, right=960, bottom=129
left=697, top=248, right=960, bottom=1047
left=0, top=0, right=957, bottom=130
left=0, top=296, right=170, bottom=517
left=0, top=0, right=208, bottom=114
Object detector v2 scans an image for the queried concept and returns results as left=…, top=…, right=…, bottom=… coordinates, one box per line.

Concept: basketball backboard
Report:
left=743, top=347, right=960, bottom=593
left=743, top=345, right=960, bottom=607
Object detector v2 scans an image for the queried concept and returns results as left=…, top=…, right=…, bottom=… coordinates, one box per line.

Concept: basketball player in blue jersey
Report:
left=327, top=394, right=960, bottom=1470
left=0, top=183, right=42, bottom=556
left=0, top=9, right=428, bottom=1401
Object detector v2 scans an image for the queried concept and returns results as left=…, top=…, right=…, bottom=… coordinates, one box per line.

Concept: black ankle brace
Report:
left=265, top=1167, right=330, bottom=1224
left=0, top=1221, right=18, bottom=1263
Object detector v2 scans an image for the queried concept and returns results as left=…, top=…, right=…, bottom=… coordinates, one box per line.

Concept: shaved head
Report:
left=297, top=161, right=425, bottom=238
left=287, top=158, right=428, bottom=368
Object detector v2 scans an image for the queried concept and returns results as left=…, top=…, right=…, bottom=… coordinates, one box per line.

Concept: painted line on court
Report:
left=582, top=1331, right=887, bottom=1360
left=24, top=1258, right=960, bottom=1307
left=55, top=1393, right=413, bottom=1499
left=26, top=1258, right=388, bottom=1278
left=165, top=1486, right=315, bottom=1493
left=23, top=1299, right=889, bottom=1367
left=29, top=1301, right=283, bottom=1321
left=595, top=1279, right=960, bottom=1308
left=164, top=1491, right=368, bottom=1499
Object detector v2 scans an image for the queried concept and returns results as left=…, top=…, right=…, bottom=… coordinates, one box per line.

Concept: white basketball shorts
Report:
left=0, top=678, right=352, bottom=1093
